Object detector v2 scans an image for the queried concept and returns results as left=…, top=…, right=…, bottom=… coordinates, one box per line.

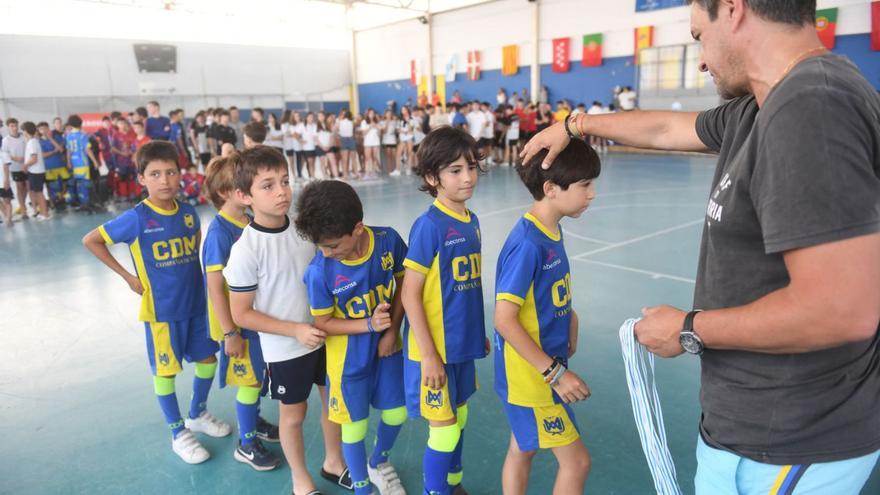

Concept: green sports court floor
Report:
left=1, top=153, right=877, bottom=494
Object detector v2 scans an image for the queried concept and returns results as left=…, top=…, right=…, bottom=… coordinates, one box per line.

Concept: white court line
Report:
left=573, top=258, right=696, bottom=284
left=561, top=228, right=613, bottom=245
left=572, top=219, right=704, bottom=259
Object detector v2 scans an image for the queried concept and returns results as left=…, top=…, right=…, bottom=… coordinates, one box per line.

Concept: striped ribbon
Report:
left=619, top=318, right=683, bottom=495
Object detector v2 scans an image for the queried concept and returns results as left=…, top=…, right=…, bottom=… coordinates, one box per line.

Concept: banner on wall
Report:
left=872, top=2, right=880, bottom=51
left=417, top=75, right=428, bottom=97
left=80, top=113, right=109, bottom=133
left=582, top=33, right=603, bottom=67
left=467, top=50, right=481, bottom=80
left=636, top=0, right=686, bottom=12
left=502, top=44, right=518, bottom=76
left=815, top=8, right=838, bottom=49
left=552, top=38, right=570, bottom=73
left=634, top=26, right=654, bottom=64
left=445, top=55, right=457, bottom=82
left=410, top=59, right=418, bottom=86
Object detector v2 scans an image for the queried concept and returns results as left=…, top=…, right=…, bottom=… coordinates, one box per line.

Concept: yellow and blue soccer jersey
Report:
left=305, top=226, right=407, bottom=380
left=66, top=130, right=92, bottom=179
left=402, top=200, right=486, bottom=364
left=98, top=199, right=206, bottom=322
left=494, top=213, right=573, bottom=407
left=202, top=210, right=250, bottom=342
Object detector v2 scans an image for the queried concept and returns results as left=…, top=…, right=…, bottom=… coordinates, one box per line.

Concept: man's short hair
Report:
left=232, top=145, right=287, bottom=194
left=243, top=121, right=267, bottom=144
left=136, top=140, right=179, bottom=175
left=147, top=100, right=159, bottom=107
left=135, top=107, right=148, bottom=118
left=67, top=115, right=83, bottom=128
left=5, top=118, right=17, bottom=126
left=415, top=126, right=483, bottom=197
left=687, top=0, right=815, bottom=25
left=203, top=156, right=235, bottom=209
left=37, top=121, right=49, bottom=128
left=517, top=139, right=601, bottom=200
left=294, top=180, right=364, bottom=244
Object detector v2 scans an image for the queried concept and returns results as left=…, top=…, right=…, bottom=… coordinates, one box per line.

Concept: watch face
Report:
left=680, top=332, right=703, bottom=354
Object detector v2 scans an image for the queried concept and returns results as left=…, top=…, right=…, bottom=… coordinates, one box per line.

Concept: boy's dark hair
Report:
left=21, top=121, right=36, bottom=136
left=102, top=116, right=111, bottom=122
left=517, top=139, right=600, bottom=200
left=5, top=118, right=18, bottom=125
left=687, top=0, right=814, bottom=25
left=231, top=145, right=287, bottom=194
left=110, top=111, right=122, bottom=120
left=415, top=126, right=483, bottom=197
left=37, top=121, right=49, bottom=128
left=243, top=121, right=267, bottom=143
left=203, top=156, right=234, bottom=209
left=136, top=140, right=180, bottom=175
left=294, top=180, right=363, bottom=244
left=67, top=115, right=83, bottom=128
left=135, top=107, right=148, bottom=118
left=147, top=100, right=160, bottom=107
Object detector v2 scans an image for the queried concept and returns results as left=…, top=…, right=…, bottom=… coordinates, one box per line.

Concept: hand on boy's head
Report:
left=520, top=121, right=570, bottom=170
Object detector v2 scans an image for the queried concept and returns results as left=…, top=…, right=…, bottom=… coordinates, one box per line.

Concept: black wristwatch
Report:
left=680, top=310, right=704, bottom=355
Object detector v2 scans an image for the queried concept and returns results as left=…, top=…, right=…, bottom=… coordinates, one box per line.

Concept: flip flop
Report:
left=320, top=466, right=354, bottom=491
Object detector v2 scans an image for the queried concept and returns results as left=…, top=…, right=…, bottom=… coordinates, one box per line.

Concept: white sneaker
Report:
left=35, top=214, right=50, bottom=222
left=389, top=170, right=401, bottom=177
left=368, top=461, right=406, bottom=495
left=185, top=411, right=232, bottom=438
left=171, top=428, right=210, bottom=464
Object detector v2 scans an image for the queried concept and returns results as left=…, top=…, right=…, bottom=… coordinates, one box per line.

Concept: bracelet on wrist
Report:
left=549, top=366, right=567, bottom=386
left=223, top=329, right=239, bottom=338
left=367, top=318, right=376, bottom=334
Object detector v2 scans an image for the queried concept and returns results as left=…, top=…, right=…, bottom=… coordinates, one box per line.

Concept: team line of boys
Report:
left=82, top=124, right=601, bottom=495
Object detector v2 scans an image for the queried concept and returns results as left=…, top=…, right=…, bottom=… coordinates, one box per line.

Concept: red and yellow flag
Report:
left=872, top=2, right=880, bottom=51
left=502, top=44, right=519, bottom=76
left=582, top=33, right=603, bottom=67
left=634, top=26, right=654, bottom=65
left=815, top=8, right=838, bottom=49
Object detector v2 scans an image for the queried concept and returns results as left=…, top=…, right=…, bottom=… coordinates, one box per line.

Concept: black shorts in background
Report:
left=28, top=173, right=46, bottom=192
left=12, top=171, right=27, bottom=183
left=0, top=188, right=12, bottom=199
left=266, top=347, right=326, bottom=405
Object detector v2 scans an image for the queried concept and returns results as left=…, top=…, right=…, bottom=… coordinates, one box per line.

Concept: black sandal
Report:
left=320, top=466, right=354, bottom=491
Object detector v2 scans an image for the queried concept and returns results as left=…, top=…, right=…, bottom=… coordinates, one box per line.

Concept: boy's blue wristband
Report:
left=367, top=318, right=376, bottom=334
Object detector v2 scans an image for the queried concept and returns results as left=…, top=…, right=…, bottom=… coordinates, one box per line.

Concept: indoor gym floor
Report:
left=1, top=153, right=877, bottom=495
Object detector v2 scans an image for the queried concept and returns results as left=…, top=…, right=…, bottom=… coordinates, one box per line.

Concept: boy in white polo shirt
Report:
left=225, top=145, right=350, bottom=495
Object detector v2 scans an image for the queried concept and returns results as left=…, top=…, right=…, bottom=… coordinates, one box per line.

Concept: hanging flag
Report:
left=634, top=26, right=654, bottom=64
left=418, top=75, right=428, bottom=98
left=445, top=54, right=457, bottom=82
left=467, top=50, right=481, bottom=80
left=815, top=8, right=838, bottom=49
left=502, top=44, right=519, bottom=76
left=435, top=74, right=446, bottom=109
left=552, top=38, right=571, bottom=73
left=582, top=33, right=603, bottom=67
left=410, top=59, right=417, bottom=86
left=872, top=2, right=880, bottom=51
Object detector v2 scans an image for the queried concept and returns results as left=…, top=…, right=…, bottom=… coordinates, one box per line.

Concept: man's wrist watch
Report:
left=680, top=310, right=704, bottom=355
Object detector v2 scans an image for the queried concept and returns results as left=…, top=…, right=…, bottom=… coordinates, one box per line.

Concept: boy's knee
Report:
left=341, top=419, right=369, bottom=443
left=427, top=423, right=461, bottom=453
left=380, top=407, right=408, bottom=427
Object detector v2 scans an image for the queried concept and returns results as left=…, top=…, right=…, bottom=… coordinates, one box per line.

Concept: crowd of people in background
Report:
left=0, top=85, right=634, bottom=229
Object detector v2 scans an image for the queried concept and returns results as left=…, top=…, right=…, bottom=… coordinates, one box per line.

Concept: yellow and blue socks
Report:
left=188, top=361, right=216, bottom=419
left=236, top=386, right=260, bottom=446
left=154, top=376, right=184, bottom=438
left=370, top=407, right=407, bottom=468
left=424, top=423, right=461, bottom=495
left=448, top=404, right=469, bottom=487
left=341, top=420, right=371, bottom=495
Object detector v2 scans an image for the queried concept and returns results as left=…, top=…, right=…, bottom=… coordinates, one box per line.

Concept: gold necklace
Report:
left=770, top=46, right=827, bottom=89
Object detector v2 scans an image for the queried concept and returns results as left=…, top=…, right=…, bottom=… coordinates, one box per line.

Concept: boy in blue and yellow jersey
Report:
left=82, top=141, right=232, bottom=465
left=65, top=114, right=99, bottom=210
left=494, top=140, right=599, bottom=495
left=401, top=127, right=489, bottom=495
left=296, top=180, right=409, bottom=495
left=37, top=122, right=69, bottom=210
left=201, top=156, right=281, bottom=471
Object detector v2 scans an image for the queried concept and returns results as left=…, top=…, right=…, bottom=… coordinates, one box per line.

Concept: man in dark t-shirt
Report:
left=212, top=111, right=237, bottom=155
left=522, top=1, right=880, bottom=493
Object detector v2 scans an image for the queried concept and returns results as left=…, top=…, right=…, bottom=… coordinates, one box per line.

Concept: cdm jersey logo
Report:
left=158, top=353, right=171, bottom=366
left=543, top=415, right=566, bottom=435
left=381, top=251, right=394, bottom=272
left=425, top=389, right=444, bottom=409
left=152, top=234, right=198, bottom=261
